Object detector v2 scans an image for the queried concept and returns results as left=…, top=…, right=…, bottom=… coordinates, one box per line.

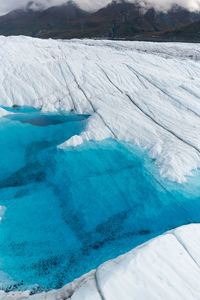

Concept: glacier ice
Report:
left=0, top=109, right=200, bottom=294
left=0, top=36, right=200, bottom=299
left=0, top=37, right=200, bottom=182
left=1, top=224, right=200, bottom=300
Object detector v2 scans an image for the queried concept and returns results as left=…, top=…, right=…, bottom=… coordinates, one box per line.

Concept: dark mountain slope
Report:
left=0, top=1, right=88, bottom=36
left=160, top=19, right=200, bottom=41
left=0, top=0, right=199, bottom=39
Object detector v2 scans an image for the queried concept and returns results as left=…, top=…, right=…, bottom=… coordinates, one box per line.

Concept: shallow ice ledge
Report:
left=0, top=37, right=200, bottom=182
left=0, top=224, right=200, bottom=300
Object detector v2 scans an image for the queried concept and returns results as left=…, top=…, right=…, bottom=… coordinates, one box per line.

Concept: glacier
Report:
left=0, top=36, right=200, bottom=299
left=2, top=108, right=200, bottom=293
left=0, top=36, right=200, bottom=182
left=1, top=224, right=200, bottom=300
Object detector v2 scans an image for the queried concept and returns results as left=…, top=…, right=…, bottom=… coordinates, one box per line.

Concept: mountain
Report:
left=0, top=1, right=88, bottom=37
left=65, top=1, right=200, bottom=39
left=0, top=0, right=199, bottom=39
left=160, top=19, right=200, bottom=41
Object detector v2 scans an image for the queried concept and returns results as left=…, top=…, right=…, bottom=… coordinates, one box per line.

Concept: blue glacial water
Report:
left=0, top=107, right=200, bottom=293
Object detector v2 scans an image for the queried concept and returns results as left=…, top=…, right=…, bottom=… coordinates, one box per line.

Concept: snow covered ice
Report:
left=0, top=37, right=200, bottom=181
left=0, top=36, right=200, bottom=299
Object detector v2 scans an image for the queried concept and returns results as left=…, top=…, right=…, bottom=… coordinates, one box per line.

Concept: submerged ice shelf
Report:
left=0, top=108, right=200, bottom=294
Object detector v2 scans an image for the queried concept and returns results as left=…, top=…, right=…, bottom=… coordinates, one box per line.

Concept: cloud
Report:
left=0, top=0, right=67, bottom=15
left=140, top=0, right=200, bottom=12
left=76, top=0, right=200, bottom=11
left=0, top=0, right=200, bottom=15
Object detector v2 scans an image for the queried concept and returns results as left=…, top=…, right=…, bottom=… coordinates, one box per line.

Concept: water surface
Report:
left=0, top=107, right=199, bottom=293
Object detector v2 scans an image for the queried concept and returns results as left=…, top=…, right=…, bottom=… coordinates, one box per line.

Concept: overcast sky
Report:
left=0, top=0, right=200, bottom=15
